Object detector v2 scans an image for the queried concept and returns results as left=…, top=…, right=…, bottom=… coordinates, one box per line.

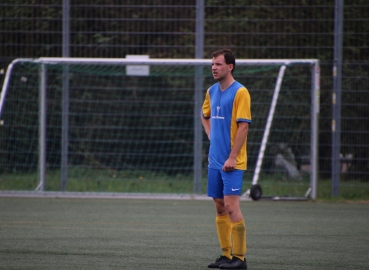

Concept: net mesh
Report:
left=0, top=60, right=313, bottom=196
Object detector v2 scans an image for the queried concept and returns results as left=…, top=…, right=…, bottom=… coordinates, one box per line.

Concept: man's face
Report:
left=211, top=55, right=232, bottom=81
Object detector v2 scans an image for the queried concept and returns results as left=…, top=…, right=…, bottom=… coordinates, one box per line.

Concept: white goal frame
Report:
left=0, top=57, right=320, bottom=199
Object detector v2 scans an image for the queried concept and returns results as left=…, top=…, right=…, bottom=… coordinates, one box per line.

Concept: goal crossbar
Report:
left=37, top=57, right=318, bottom=65
left=1, top=57, right=319, bottom=116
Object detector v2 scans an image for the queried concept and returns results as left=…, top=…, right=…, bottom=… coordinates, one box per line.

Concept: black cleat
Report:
left=220, top=257, right=247, bottom=269
left=208, top=255, right=232, bottom=268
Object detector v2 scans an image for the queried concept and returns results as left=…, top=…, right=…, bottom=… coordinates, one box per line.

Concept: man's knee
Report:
left=224, top=202, right=235, bottom=215
left=214, top=198, right=227, bottom=215
left=224, top=196, right=242, bottom=220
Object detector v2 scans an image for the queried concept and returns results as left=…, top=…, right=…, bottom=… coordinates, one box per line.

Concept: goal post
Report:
left=0, top=57, right=319, bottom=199
left=243, top=65, right=287, bottom=199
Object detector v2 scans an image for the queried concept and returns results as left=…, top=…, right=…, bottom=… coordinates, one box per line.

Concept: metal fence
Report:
left=0, top=1, right=368, bottom=198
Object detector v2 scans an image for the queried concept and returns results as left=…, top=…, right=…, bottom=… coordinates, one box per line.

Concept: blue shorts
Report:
left=207, top=168, right=244, bottom=198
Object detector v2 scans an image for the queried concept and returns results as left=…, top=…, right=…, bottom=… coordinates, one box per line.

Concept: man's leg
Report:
left=207, top=169, right=233, bottom=268
left=224, top=195, right=246, bottom=259
left=214, top=199, right=232, bottom=259
left=208, top=169, right=231, bottom=253
left=219, top=196, right=247, bottom=269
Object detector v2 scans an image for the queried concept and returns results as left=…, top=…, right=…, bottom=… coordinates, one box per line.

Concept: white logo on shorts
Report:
left=231, top=188, right=241, bottom=191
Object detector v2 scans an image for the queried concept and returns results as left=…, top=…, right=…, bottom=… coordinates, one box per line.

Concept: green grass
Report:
left=1, top=169, right=369, bottom=201
left=0, top=169, right=201, bottom=193
left=0, top=198, right=368, bottom=269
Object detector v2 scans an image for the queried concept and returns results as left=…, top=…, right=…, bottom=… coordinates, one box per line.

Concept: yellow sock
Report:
left=231, top=219, right=247, bottom=260
left=216, top=215, right=232, bottom=259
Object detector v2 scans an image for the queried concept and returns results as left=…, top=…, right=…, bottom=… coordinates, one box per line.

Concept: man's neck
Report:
left=219, top=76, right=235, bottom=91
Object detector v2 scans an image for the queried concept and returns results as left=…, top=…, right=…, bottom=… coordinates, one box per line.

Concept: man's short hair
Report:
left=211, top=48, right=236, bottom=74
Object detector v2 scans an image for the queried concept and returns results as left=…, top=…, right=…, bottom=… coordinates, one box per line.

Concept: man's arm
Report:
left=222, top=121, right=249, bottom=171
left=201, top=113, right=211, bottom=140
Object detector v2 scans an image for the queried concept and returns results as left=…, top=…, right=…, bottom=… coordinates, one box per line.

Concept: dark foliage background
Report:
left=0, top=1, right=368, bottom=182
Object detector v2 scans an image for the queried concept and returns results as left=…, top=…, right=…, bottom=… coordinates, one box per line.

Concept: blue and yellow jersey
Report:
left=202, top=81, right=251, bottom=170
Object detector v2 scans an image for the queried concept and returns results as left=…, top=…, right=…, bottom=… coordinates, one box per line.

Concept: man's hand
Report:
left=222, top=122, right=249, bottom=172
left=222, top=157, right=236, bottom=172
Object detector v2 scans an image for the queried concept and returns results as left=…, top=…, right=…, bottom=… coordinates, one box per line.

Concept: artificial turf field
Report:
left=0, top=197, right=368, bottom=269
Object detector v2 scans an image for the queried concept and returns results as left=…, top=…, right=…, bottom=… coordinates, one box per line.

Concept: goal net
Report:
left=0, top=57, right=319, bottom=199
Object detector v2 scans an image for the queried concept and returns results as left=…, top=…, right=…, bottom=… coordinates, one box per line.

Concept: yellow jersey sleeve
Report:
left=234, top=87, right=251, bottom=123
left=202, top=89, right=211, bottom=119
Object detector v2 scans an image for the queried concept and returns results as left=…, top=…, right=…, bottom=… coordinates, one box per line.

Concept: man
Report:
left=201, top=49, right=251, bottom=269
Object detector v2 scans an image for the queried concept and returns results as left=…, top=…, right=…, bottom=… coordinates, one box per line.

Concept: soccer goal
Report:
left=0, top=57, right=319, bottom=199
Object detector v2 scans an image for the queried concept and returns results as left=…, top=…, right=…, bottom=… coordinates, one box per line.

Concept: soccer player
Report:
left=201, top=49, right=251, bottom=269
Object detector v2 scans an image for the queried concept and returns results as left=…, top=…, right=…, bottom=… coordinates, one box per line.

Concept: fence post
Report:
left=194, top=0, right=205, bottom=193
left=332, top=0, right=344, bottom=197
left=61, top=0, right=70, bottom=191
